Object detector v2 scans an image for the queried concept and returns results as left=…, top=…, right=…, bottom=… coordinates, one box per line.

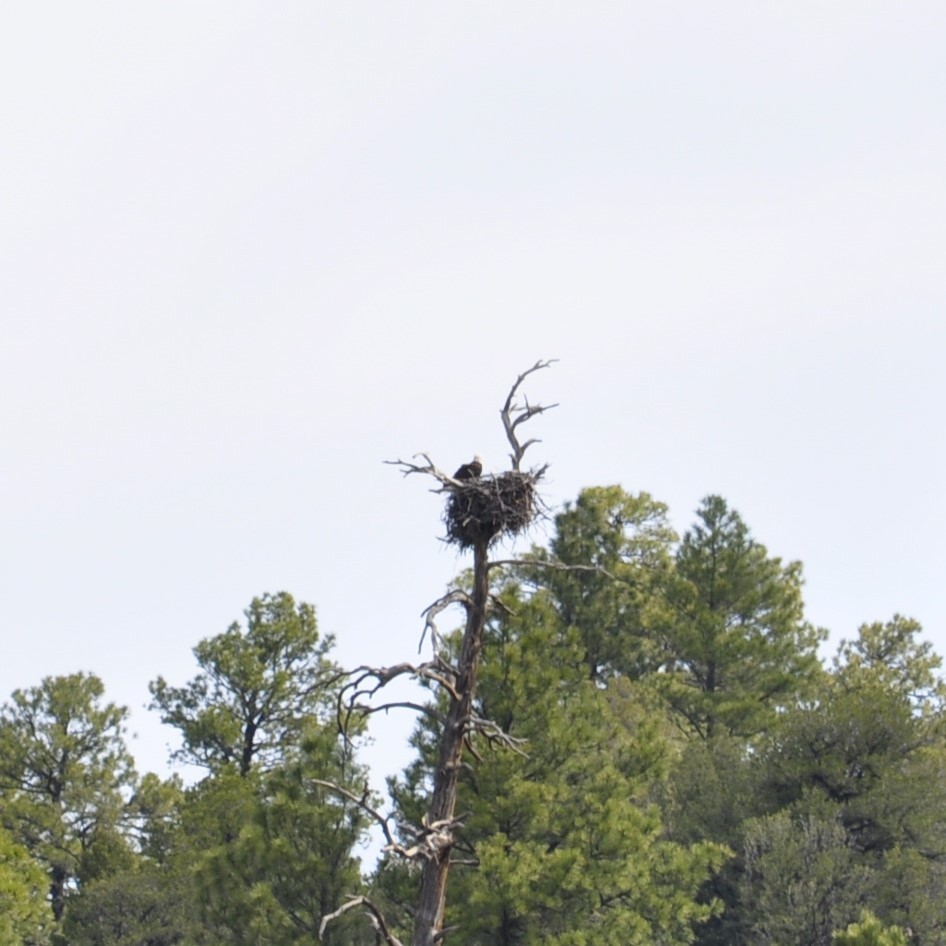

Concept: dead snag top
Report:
left=385, top=358, right=556, bottom=551
left=501, top=359, right=558, bottom=471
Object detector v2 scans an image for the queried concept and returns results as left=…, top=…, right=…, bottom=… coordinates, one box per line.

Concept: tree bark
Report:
left=51, top=864, right=67, bottom=921
left=411, top=537, right=490, bottom=946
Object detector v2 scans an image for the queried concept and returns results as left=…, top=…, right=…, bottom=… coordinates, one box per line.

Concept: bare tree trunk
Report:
left=411, top=536, right=490, bottom=946
left=51, top=864, right=67, bottom=922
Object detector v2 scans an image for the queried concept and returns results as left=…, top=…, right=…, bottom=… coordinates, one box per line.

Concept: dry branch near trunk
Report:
left=336, top=660, right=461, bottom=739
left=319, top=896, right=405, bottom=946
left=420, top=590, right=472, bottom=655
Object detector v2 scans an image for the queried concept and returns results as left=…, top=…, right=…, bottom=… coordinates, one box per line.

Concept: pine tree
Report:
left=0, top=673, right=137, bottom=922
left=656, top=495, right=824, bottom=738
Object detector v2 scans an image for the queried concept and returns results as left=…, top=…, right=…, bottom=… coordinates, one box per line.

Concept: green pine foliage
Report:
left=147, top=594, right=369, bottom=946
left=0, top=673, right=138, bottom=923
left=833, top=911, right=910, bottom=946
left=519, top=486, right=677, bottom=681
left=149, top=592, right=340, bottom=776
left=0, top=826, right=51, bottom=946
left=62, top=864, right=194, bottom=946
left=385, top=584, right=728, bottom=946
left=655, top=495, right=826, bottom=739
left=190, top=730, right=368, bottom=946
left=738, top=618, right=946, bottom=945
left=3, top=486, right=946, bottom=945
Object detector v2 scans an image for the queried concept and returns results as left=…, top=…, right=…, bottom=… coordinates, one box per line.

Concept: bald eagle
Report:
left=453, top=455, right=484, bottom=481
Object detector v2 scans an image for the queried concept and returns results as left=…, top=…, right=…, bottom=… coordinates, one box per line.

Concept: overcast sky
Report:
left=2, top=4, right=944, bottom=790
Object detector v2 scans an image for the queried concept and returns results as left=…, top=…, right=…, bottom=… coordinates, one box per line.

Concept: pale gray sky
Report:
left=2, top=4, right=944, bottom=787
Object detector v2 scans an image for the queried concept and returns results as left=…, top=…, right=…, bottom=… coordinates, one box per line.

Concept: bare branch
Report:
left=350, top=700, right=446, bottom=724
left=487, top=558, right=618, bottom=581
left=500, top=359, right=558, bottom=470
left=337, top=662, right=432, bottom=740
left=342, top=661, right=445, bottom=708
left=310, top=778, right=399, bottom=849
left=397, top=815, right=466, bottom=861
left=365, top=661, right=457, bottom=696
left=319, top=896, right=406, bottom=946
left=464, top=713, right=529, bottom=756
left=384, top=453, right=468, bottom=492
left=335, top=657, right=466, bottom=740
left=310, top=779, right=454, bottom=867
left=344, top=662, right=420, bottom=693
left=419, top=586, right=510, bottom=658
left=420, top=590, right=472, bottom=654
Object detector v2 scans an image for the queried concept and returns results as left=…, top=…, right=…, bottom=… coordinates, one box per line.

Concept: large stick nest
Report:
left=444, top=471, right=541, bottom=550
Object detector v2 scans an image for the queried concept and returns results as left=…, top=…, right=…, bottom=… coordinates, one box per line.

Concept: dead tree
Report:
left=320, top=360, right=555, bottom=946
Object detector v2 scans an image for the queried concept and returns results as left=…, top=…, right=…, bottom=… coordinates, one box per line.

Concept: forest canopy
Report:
left=1, top=488, right=942, bottom=946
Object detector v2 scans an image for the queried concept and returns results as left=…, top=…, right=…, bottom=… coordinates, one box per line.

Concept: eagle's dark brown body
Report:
left=453, top=456, right=483, bottom=480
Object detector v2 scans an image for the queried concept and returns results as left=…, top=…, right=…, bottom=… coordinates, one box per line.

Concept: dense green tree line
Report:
left=1, top=492, right=942, bottom=945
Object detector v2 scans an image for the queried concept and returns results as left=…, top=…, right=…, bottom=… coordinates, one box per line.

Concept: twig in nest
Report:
left=444, top=471, right=542, bottom=550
